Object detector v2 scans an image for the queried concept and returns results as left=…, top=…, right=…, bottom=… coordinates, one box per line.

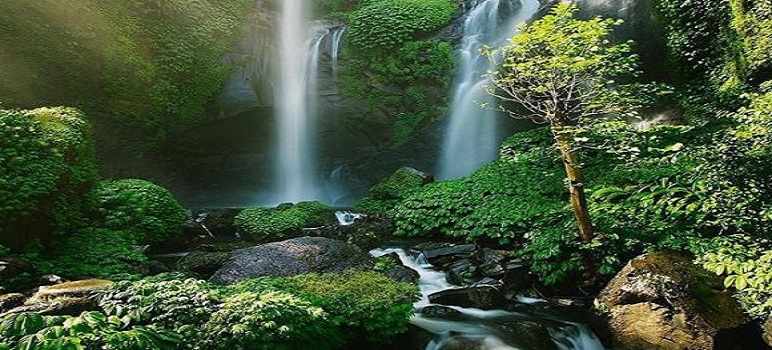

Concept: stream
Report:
left=370, top=248, right=605, bottom=350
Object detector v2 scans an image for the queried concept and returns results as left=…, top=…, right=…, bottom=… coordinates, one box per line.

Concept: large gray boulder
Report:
left=595, top=252, right=753, bottom=350
left=210, top=236, right=372, bottom=284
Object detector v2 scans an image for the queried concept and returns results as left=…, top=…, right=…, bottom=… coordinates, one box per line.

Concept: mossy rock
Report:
left=234, top=202, right=335, bottom=241
left=355, top=167, right=432, bottom=215
left=176, top=251, right=232, bottom=279
left=0, top=107, right=97, bottom=248
left=87, top=179, right=187, bottom=243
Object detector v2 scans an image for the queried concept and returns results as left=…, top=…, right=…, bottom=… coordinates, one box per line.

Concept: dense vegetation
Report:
left=0, top=272, right=417, bottom=350
left=1, top=0, right=772, bottom=348
left=0, top=0, right=254, bottom=140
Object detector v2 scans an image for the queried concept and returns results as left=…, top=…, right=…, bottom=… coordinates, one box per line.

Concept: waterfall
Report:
left=437, top=0, right=540, bottom=179
left=330, top=27, right=346, bottom=78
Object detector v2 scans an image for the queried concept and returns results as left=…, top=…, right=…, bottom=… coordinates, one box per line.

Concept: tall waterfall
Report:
left=437, top=0, right=540, bottom=179
left=274, top=0, right=347, bottom=203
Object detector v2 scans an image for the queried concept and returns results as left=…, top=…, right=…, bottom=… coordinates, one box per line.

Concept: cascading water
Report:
left=274, top=2, right=347, bottom=203
left=275, top=0, right=318, bottom=202
left=437, top=0, right=540, bottom=179
left=370, top=247, right=605, bottom=350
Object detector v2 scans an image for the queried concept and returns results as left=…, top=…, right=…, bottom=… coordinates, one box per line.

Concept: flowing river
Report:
left=370, top=248, right=605, bottom=350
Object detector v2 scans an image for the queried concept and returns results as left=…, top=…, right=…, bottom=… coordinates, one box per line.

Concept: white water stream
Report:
left=370, top=248, right=605, bottom=350
left=438, top=0, right=541, bottom=179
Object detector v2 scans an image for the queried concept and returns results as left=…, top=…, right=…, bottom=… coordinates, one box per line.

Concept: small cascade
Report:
left=437, top=0, right=540, bottom=179
left=370, top=247, right=605, bottom=350
left=330, top=27, right=346, bottom=78
left=334, top=211, right=365, bottom=226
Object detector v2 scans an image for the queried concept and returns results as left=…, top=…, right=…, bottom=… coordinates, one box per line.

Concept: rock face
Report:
left=210, top=236, right=372, bottom=284
left=596, top=252, right=752, bottom=350
left=429, top=286, right=506, bottom=310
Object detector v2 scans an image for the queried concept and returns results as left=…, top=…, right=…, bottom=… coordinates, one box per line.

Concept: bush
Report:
left=0, top=311, right=182, bottom=350
left=234, top=202, right=333, bottom=241
left=0, top=107, right=97, bottom=247
left=229, top=271, right=419, bottom=343
left=355, top=167, right=431, bottom=214
left=30, top=228, right=148, bottom=279
left=88, top=179, right=187, bottom=243
left=100, top=275, right=220, bottom=337
left=200, top=292, right=340, bottom=350
left=347, top=0, right=457, bottom=51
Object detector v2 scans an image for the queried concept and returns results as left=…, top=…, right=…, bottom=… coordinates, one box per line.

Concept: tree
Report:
left=486, top=3, right=641, bottom=242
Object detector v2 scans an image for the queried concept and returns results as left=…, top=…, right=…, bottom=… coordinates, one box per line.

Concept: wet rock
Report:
left=596, top=252, right=753, bottom=350
left=446, top=259, right=476, bottom=285
left=478, top=248, right=507, bottom=277
left=420, top=305, right=464, bottom=320
left=39, top=274, right=65, bottom=285
left=210, top=236, right=372, bottom=284
left=0, top=293, right=25, bottom=313
left=429, top=286, right=506, bottom=310
left=419, top=243, right=476, bottom=268
left=378, top=252, right=419, bottom=283
left=501, top=260, right=531, bottom=294
left=176, top=251, right=231, bottom=279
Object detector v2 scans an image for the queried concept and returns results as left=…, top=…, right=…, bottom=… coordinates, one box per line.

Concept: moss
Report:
left=355, top=167, right=430, bottom=215
left=0, top=107, right=97, bottom=248
left=87, top=179, right=187, bottom=243
left=29, top=228, right=149, bottom=279
left=234, top=202, right=334, bottom=241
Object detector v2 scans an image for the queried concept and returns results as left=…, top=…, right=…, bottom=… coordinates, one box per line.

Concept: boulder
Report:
left=595, top=252, right=752, bottom=350
left=419, top=243, right=476, bottom=268
left=210, top=236, right=372, bottom=284
left=764, top=316, right=772, bottom=348
left=429, top=286, right=506, bottom=310
left=478, top=248, right=507, bottom=277
left=176, top=251, right=232, bottom=279
left=378, top=252, right=419, bottom=283
left=446, top=259, right=476, bottom=285
left=420, top=305, right=464, bottom=320
left=0, top=293, right=25, bottom=313
left=1, top=279, right=112, bottom=317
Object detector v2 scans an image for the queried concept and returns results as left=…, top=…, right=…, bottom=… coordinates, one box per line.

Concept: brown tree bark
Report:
left=553, top=126, right=594, bottom=242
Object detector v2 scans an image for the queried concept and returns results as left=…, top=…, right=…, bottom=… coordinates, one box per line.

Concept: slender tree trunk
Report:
left=552, top=125, right=594, bottom=242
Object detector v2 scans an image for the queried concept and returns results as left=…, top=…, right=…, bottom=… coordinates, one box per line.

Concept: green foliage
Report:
left=355, top=167, right=429, bottom=214
left=393, top=128, right=566, bottom=243
left=0, top=312, right=182, bottom=350
left=340, top=39, right=454, bottom=147
left=87, top=179, right=187, bottom=243
left=700, top=235, right=772, bottom=319
left=0, top=107, right=97, bottom=247
left=234, top=202, right=333, bottom=241
left=31, top=228, right=148, bottom=279
left=200, top=292, right=338, bottom=350
left=347, top=0, right=456, bottom=51
left=490, top=3, right=642, bottom=123
left=100, top=276, right=219, bottom=338
left=0, top=0, right=254, bottom=140
left=229, top=271, right=419, bottom=343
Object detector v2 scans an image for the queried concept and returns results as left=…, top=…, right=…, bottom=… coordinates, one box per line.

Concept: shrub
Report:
left=355, top=167, right=431, bottom=214
left=200, top=292, right=339, bottom=350
left=0, top=311, right=182, bottom=350
left=234, top=202, right=333, bottom=241
left=30, top=228, right=148, bottom=279
left=0, top=107, right=97, bottom=247
left=99, top=275, right=219, bottom=337
left=229, top=271, right=419, bottom=343
left=347, top=0, right=457, bottom=51
left=88, top=179, right=187, bottom=243
left=699, top=235, right=772, bottom=319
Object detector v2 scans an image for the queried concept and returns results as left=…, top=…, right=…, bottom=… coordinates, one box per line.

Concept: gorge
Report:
left=1, top=0, right=771, bottom=349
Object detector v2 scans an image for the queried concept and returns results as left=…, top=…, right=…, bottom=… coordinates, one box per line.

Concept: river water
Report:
left=370, top=248, right=605, bottom=350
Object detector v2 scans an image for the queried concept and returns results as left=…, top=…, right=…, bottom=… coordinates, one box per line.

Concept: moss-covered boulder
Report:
left=595, top=252, right=753, bottom=350
left=355, top=167, right=433, bottom=214
left=234, top=202, right=335, bottom=241
left=0, top=107, right=97, bottom=248
left=87, top=179, right=187, bottom=243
